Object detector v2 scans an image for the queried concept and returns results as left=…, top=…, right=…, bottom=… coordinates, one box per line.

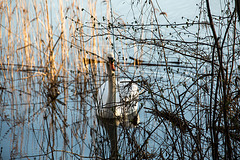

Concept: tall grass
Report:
left=1, top=0, right=143, bottom=158
left=1, top=0, right=239, bottom=159
left=0, top=0, right=110, bottom=158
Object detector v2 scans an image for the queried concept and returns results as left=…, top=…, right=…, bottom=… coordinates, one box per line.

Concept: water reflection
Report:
left=97, top=112, right=140, bottom=159
left=1, top=0, right=239, bottom=159
left=0, top=64, right=143, bottom=159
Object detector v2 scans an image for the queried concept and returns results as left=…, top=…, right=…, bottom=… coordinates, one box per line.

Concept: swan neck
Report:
left=106, top=62, right=116, bottom=110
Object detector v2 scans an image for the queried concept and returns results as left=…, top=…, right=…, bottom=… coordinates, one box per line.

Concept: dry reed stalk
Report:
left=74, top=4, right=88, bottom=97
left=0, top=2, right=3, bottom=75
left=88, top=0, right=98, bottom=89
left=59, top=0, right=69, bottom=109
left=5, top=1, right=18, bottom=121
left=93, top=6, right=103, bottom=86
left=44, top=0, right=55, bottom=82
left=20, top=1, right=31, bottom=68
left=0, top=2, right=2, bottom=58
left=32, top=1, right=44, bottom=70
left=6, top=2, right=13, bottom=69
left=43, top=1, right=57, bottom=155
left=20, top=1, right=33, bottom=115
left=2, top=3, right=32, bottom=156
left=106, top=0, right=112, bottom=56
left=97, top=0, right=112, bottom=79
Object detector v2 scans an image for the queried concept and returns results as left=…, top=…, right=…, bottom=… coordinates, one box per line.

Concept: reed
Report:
left=0, top=0, right=102, bottom=158
left=1, top=0, right=239, bottom=159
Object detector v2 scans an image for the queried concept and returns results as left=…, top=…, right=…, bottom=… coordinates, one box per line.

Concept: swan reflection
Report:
left=97, top=112, right=140, bottom=159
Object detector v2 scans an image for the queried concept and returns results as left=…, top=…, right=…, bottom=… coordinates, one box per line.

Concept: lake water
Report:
left=0, top=0, right=239, bottom=159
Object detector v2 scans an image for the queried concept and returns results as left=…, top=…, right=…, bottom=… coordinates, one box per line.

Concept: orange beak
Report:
left=110, top=61, right=116, bottom=71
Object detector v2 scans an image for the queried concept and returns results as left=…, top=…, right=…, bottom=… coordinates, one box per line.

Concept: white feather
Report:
left=97, top=57, right=139, bottom=118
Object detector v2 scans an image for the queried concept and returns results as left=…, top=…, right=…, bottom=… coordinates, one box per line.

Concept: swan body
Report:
left=97, top=54, right=139, bottom=118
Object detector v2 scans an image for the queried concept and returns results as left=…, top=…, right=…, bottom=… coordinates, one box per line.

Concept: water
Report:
left=1, top=0, right=239, bottom=159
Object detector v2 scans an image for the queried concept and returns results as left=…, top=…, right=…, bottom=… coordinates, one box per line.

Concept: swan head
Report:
left=107, top=53, right=116, bottom=71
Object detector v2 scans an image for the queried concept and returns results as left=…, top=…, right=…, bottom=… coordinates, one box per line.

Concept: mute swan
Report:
left=97, top=54, right=139, bottom=118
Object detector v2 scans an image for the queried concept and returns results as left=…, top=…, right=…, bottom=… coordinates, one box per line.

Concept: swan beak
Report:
left=110, top=61, right=116, bottom=71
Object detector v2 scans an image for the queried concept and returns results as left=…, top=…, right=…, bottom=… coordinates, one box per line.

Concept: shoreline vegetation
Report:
left=0, top=0, right=240, bottom=159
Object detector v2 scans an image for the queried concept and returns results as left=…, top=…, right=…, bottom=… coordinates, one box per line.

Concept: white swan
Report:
left=97, top=53, right=139, bottom=118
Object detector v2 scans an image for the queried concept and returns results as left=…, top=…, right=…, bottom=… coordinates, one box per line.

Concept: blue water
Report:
left=0, top=0, right=238, bottom=159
